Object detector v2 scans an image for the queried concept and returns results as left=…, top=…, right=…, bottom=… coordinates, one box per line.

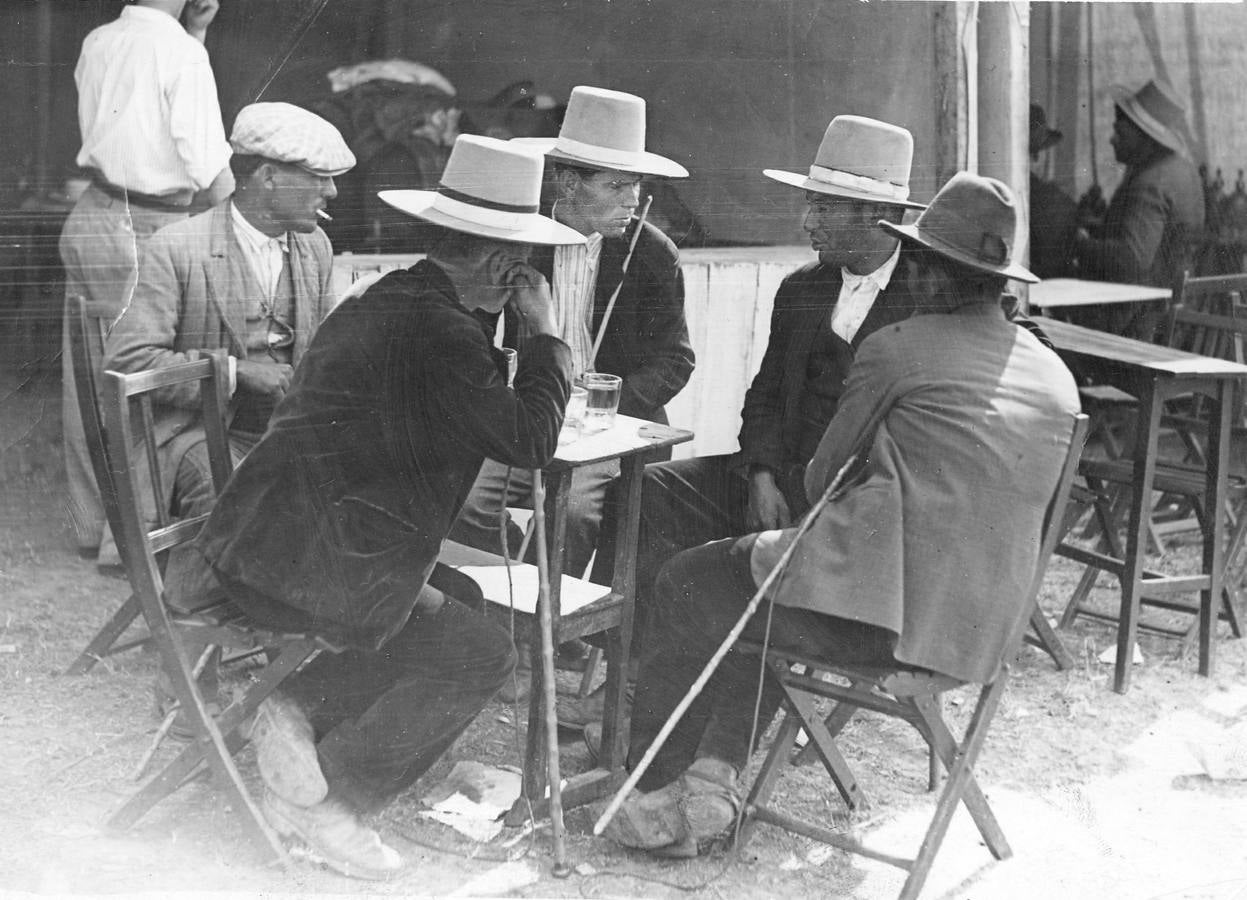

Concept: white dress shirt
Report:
left=230, top=203, right=290, bottom=304
left=550, top=232, right=604, bottom=377
left=74, top=5, right=232, bottom=198
left=829, top=244, right=902, bottom=344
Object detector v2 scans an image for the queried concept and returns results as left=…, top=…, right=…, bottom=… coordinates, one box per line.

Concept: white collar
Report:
left=230, top=202, right=289, bottom=253
left=121, top=5, right=187, bottom=33
left=841, top=243, right=901, bottom=291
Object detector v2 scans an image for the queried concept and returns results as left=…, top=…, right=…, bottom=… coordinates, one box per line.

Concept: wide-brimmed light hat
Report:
left=515, top=86, right=688, bottom=178
left=378, top=135, right=584, bottom=245
left=880, top=171, right=1037, bottom=284
left=1111, top=79, right=1189, bottom=155
left=764, top=115, right=926, bottom=210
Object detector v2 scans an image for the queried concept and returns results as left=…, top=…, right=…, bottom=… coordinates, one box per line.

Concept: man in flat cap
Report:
left=1074, top=79, right=1205, bottom=337
left=194, top=135, right=579, bottom=879
left=61, top=0, right=234, bottom=568
left=105, top=101, right=355, bottom=614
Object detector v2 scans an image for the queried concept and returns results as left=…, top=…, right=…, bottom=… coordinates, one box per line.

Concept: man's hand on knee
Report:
left=236, top=360, right=293, bottom=398
left=746, top=467, right=792, bottom=531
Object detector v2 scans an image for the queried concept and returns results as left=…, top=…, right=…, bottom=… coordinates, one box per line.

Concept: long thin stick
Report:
left=133, top=643, right=217, bottom=780
left=588, top=195, right=653, bottom=370
left=592, top=454, right=859, bottom=836
left=530, top=470, right=570, bottom=876
left=1086, top=5, right=1099, bottom=187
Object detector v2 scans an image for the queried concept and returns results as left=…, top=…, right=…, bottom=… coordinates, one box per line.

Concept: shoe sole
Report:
left=261, top=797, right=402, bottom=882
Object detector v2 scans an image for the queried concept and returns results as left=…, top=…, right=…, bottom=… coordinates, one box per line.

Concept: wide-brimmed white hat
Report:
left=880, top=171, right=1037, bottom=284
left=379, top=135, right=584, bottom=245
left=764, top=115, right=925, bottom=210
left=515, top=86, right=688, bottom=178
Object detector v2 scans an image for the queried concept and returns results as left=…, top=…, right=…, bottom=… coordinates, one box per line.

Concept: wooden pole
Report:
left=932, top=3, right=973, bottom=188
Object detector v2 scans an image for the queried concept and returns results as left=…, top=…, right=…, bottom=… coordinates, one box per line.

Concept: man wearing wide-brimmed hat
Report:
left=610, top=117, right=926, bottom=706
left=1074, top=78, right=1204, bottom=336
left=449, top=86, right=695, bottom=590
left=194, top=134, right=580, bottom=879
left=601, top=172, right=1081, bottom=858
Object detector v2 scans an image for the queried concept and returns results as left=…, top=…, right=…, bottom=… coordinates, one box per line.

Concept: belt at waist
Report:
left=88, top=174, right=193, bottom=212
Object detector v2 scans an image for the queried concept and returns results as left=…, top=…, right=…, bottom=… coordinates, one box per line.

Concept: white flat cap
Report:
left=230, top=102, right=356, bottom=177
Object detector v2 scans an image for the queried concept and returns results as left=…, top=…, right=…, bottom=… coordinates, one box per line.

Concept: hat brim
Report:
left=1030, top=127, right=1063, bottom=154
left=378, top=190, right=585, bottom=246
left=762, top=168, right=927, bottom=210
left=1111, top=85, right=1188, bottom=155
left=515, top=138, right=688, bottom=178
left=880, top=221, right=1038, bottom=284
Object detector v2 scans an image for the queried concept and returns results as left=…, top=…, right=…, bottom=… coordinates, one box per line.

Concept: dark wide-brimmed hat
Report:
left=1029, top=103, right=1063, bottom=155
left=763, top=114, right=926, bottom=210
left=514, top=86, right=688, bottom=178
left=1111, top=79, right=1189, bottom=155
left=880, top=171, right=1037, bottom=284
left=379, top=135, right=584, bottom=245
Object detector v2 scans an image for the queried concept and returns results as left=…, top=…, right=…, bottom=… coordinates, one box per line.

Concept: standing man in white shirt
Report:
left=60, top=0, right=235, bottom=567
left=104, top=102, right=354, bottom=618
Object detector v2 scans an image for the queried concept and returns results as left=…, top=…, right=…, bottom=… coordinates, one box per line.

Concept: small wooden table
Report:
left=442, top=414, right=693, bottom=820
left=1041, top=316, right=1247, bottom=691
left=1029, top=278, right=1172, bottom=310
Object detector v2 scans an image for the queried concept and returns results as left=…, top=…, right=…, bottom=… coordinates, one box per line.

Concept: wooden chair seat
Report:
left=737, top=415, right=1088, bottom=900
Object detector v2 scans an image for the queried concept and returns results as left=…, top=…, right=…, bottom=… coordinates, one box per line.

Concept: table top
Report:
left=549, top=413, right=693, bottom=469
left=1030, top=279, right=1171, bottom=309
left=1039, top=316, right=1247, bottom=379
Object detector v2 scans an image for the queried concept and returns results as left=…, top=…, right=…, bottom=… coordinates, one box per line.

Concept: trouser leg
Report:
left=287, top=598, right=517, bottom=813
left=163, top=432, right=255, bottom=612
left=628, top=538, right=895, bottom=791
left=447, top=459, right=529, bottom=558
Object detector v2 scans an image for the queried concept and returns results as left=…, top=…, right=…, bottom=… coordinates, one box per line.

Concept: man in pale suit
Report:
left=105, top=102, right=354, bottom=609
left=601, top=173, right=1081, bottom=858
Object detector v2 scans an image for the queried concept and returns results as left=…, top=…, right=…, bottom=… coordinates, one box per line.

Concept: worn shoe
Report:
left=600, top=757, right=741, bottom=858
left=582, top=720, right=631, bottom=766
left=262, top=791, right=404, bottom=881
left=557, top=683, right=633, bottom=732
left=249, top=693, right=327, bottom=808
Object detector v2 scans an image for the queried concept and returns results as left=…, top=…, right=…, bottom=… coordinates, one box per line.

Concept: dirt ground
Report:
left=2, top=356, right=1247, bottom=899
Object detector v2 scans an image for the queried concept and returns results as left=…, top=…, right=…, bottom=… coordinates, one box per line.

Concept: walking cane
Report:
left=592, top=454, right=860, bottom=837
left=588, top=195, right=653, bottom=371
left=528, top=469, right=571, bottom=876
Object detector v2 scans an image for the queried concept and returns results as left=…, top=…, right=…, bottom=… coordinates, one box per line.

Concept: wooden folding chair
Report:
left=101, top=357, right=337, bottom=867
left=1062, top=275, right=1247, bottom=642
left=738, top=414, right=1088, bottom=900
left=63, top=293, right=150, bottom=675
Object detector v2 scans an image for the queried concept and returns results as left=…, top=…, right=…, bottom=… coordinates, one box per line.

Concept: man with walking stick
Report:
left=597, top=173, right=1080, bottom=858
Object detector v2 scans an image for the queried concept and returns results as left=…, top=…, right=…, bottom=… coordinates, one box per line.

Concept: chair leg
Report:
left=738, top=706, right=804, bottom=849
left=793, top=679, right=863, bottom=766
left=1026, top=606, right=1074, bottom=670
left=64, top=593, right=147, bottom=676
left=577, top=647, right=602, bottom=697
left=780, top=682, right=868, bottom=811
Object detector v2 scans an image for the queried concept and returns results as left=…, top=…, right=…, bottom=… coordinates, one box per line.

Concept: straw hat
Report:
left=378, top=135, right=584, bottom=245
left=515, top=86, right=688, bottom=178
left=880, top=171, right=1037, bottom=284
left=764, top=115, right=926, bottom=210
left=1111, top=79, right=1189, bottom=155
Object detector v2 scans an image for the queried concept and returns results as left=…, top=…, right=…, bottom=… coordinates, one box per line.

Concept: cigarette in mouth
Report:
left=316, top=209, right=333, bottom=221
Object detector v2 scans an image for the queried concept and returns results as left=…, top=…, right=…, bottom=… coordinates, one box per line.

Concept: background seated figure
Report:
left=601, top=172, right=1081, bottom=858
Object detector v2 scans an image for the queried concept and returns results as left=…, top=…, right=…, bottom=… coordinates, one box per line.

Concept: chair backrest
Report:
left=1165, top=271, right=1247, bottom=361
left=101, top=357, right=233, bottom=628
left=67, top=294, right=126, bottom=559
left=1001, top=413, right=1091, bottom=664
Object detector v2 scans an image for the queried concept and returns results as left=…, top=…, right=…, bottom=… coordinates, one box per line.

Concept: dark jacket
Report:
left=735, top=258, right=919, bottom=504
left=1078, top=150, right=1204, bottom=290
left=196, top=261, right=572, bottom=650
left=508, top=217, right=694, bottom=423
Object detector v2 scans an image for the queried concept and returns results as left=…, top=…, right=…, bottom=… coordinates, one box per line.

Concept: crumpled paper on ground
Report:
left=418, top=761, right=521, bottom=842
left=1187, top=721, right=1247, bottom=781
